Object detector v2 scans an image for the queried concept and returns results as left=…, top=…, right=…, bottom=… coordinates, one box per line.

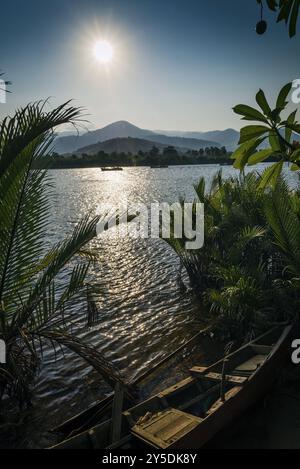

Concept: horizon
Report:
left=56, top=119, right=238, bottom=135
left=1, top=0, right=299, bottom=131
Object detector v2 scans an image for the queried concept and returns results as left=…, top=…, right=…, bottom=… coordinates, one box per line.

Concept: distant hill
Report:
left=144, top=133, right=219, bottom=150
left=54, top=120, right=220, bottom=154
left=156, top=128, right=240, bottom=151
left=73, top=137, right=191, bottom=156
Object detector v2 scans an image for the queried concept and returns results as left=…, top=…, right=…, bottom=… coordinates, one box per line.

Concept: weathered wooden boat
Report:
left=101, top=167, right=123, bottom=171
left=51, top=323, right=298, bottom=449
left=51, top=328, right=212, bottom=438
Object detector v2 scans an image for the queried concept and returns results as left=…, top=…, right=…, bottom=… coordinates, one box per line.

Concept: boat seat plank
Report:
left=190, top=368, right=247, bottom=385
left=132, top=408, right=202, bottom=449
left=235, top=354, right=266, bottom=373
left=251, top=344, right=272, bottom=355
left=189, top=366, right=208, bottom=375
left=158, top=377, right=194, bottom=398
left=204, top=372, right=246, bottom=385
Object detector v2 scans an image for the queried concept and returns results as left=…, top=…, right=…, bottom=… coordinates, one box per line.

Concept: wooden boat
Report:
left=51, top=392, right=118, bottom=437
left=51, top=328, right=212, bottom=438
left=101, top=167, right=123, bottom=171
left=51, top=323, right=298, bottom=449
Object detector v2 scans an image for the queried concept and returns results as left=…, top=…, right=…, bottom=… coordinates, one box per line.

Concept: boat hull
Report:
left=168, top=323, right=298, bottom=449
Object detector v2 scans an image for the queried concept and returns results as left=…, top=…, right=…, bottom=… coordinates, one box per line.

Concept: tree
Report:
left=165, top=171, right=299, bottom=339
left=0, top=101, right=123, bottom=406
left=149, top=146, right=160, bottom=157
left=163, top=146, right=178, bottom=157
left=231, top=82, right=300, bottom=187
left=256, top=0, right=300, bottom=37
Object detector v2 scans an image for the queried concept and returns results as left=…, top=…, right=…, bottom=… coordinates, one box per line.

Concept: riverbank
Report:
left=38, top=159, right=233, bottom=169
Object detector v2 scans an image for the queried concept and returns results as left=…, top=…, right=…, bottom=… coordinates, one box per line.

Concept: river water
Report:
left=4, top=164, right=299, bottom=448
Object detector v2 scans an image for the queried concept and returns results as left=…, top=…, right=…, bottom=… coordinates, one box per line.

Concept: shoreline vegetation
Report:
left=36, top=146, right=280, bottom=169
left=165, top=82, right=300, bottom=341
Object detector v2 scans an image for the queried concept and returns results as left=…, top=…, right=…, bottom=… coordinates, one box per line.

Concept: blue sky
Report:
left=0, top=0, right=299, bottom=131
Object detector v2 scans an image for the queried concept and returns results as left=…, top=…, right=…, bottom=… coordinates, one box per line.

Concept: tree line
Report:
left=42, top=145, right=231, bottom=169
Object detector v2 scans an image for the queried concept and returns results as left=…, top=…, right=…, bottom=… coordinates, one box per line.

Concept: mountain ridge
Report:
left=73, top=137, right=193, bottom=156
left=54, top=120, right=227, bottom=155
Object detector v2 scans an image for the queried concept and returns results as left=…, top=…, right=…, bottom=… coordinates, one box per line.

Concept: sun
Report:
left=93, top=40, right=113, bottom=64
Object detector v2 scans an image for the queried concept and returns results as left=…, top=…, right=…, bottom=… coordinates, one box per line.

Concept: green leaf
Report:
left=291, top=163, right=300, bottom=171
left=248, top=149, right=275, bottom=166
left=289, top=0, right=299, bottom=37
left=256, top=89, right=272, bottom=117
left=269, top=130, right=282, bottom=151
left=277, top=0, right=294, bottom=24
left=290, top=148, right=300, bottom=162
left=259, top=161, right=284, bottom=190
left=285, top=122, right=300, bottom=135
left=233, top=105, right=269, bottom=123
left=267, top=0, right=278, bottom=11
left=239, top=125, right=269, bottom=144
left=285, top=110, right=297, bottom=143
left=276, top=82, right=292, bottom=110
left=232, top=137, right=265, bottom=170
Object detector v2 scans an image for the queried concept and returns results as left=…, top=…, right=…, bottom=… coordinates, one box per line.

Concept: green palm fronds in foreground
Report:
left=0, top=102, right=121, bottom=406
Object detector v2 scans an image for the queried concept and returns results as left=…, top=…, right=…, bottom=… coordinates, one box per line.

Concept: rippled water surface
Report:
left=7, top=164, right=299, bottom=448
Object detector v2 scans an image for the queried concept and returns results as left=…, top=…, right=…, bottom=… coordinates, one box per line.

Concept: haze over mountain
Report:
left=73, top=137, right=192, bottom=156
left=54, top=121, right=227, bottom=155
left=156, top=129, right=240, bottom=151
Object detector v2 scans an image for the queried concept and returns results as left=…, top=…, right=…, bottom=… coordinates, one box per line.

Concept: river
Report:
left=3, top=164, right=298, bottom=448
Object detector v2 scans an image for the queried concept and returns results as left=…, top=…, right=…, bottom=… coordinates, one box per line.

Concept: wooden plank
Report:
left=158, top=377, right=194, bottom=398
left=110, top=382, right=124, bottom=443
left=205, top=372, right=246, bottom=385
left=251, top=344, right=272, bottom=355
left=206, top=386, right=241, bottom=416
left=235, top=354, right=266, bottom=372
left=190, top=368, right=247, bottom=385
left=132, top=409, right=202, bottom=449
left=189, top=366, right=208, bottom=375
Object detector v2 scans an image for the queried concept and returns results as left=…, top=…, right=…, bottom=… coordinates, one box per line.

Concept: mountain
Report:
left=54, top=120, right=220, bottom=154
left=144, top=133, right=219, bottom=150
left=73, top=137, right=191, bottom=156
left=155, top=128, right=240, bottom=151
left=54, top=121, right=151, bottom=154
left=194, top=129, right=239, bottom=151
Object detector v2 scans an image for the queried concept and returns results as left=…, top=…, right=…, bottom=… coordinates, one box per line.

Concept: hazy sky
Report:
left=1, top=0, right=299, bottom=131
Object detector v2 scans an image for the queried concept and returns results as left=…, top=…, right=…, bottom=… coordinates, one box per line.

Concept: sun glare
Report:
left=93, top=40, right=113, bottom=63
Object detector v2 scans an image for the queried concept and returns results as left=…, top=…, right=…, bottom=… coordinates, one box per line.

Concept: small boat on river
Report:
left=101, top=167, right=123, bottom=171
left=51, top=323, right=298, bottom=449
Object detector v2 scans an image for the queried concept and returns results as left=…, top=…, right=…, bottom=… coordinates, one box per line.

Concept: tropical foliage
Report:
left=0, top=102, right=123, bottom=407
left=166, top=170, right=300, bottom=340
left=232, top=82, right=300, bottom=187
left=256, top=0, right=300, bottom=37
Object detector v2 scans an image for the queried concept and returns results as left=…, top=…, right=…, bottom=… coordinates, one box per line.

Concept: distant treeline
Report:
left=38, top=145, right=233, bottom=169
